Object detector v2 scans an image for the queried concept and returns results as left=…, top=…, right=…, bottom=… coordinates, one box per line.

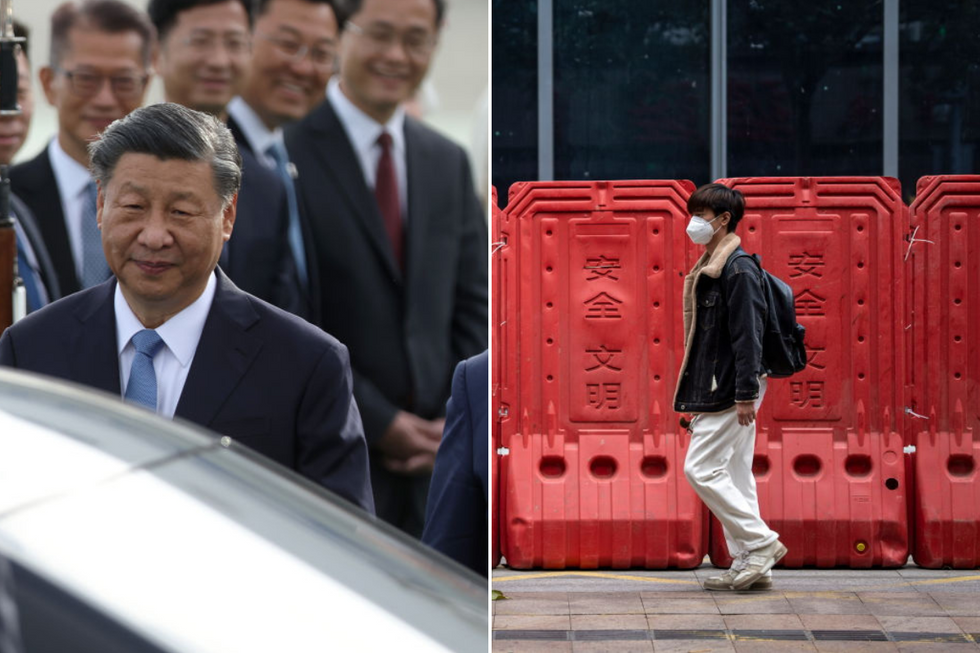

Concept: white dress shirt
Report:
left=48, top=138, right=95, bottom=281
left=115, top=272, right=217, bottom=418
left=227, top=96, right=280, bottom=169
left=327, top=76, right=408, bottom=221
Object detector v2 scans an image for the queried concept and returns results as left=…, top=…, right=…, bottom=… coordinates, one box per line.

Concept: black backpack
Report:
left=727, top=252, right=807, bottom=378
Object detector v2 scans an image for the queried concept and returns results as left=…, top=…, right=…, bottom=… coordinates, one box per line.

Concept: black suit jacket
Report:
left=10, top=145, right=302, bottom=315
left=227, top=114, right=319, bottom=322
left=9, top=147, right=78, bottom=296
left=0, top=268, right=374, bottom=513
left=283, top=99, right=488, bottom=443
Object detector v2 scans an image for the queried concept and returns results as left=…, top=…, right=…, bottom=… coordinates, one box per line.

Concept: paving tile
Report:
left=643, top=599, right=719, bottom=615
left=798, top=614, right=884, bottom=631
left=894, top=644, right=978, bottom=652
left=571, top=615, right=650, bottom=630
left=723, top=614, right=804, bottom=630
left=494, top=642, right=573, bottom=653
left=641, top=591, right=718, bottom=600
left=951, top=617, right=980, bottom=632
left=494, top=615, right=572, bottom=630
left=496, top=595, right=570, bottom=616
left=647, top=614, right=727, bottom=630
left=875, top=616, right=964, bottom=633
left=570, top=594, right=645, bottom=615
left=858, top=594, right=946, bottom=617
left=573, top=641, right=654, bottom=652
left=787, top=596, right=872, bottom=615
left=926, top=593, right=980, bottom=617
left=714, top=596, right=795, bottom=614
left=653, top=639, right=735, bottom=652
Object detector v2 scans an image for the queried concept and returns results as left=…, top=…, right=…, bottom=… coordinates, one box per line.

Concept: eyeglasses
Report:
left=53, top=66, right=148, bottom=99
left=345, top=21, right=437, bottom=60
left=180, top=32, right=251, bottom=56
left=257, top=30, right=336, bottom=70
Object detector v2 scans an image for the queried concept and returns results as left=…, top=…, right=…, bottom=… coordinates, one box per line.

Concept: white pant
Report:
left=684, top=379, right=778, bottom=560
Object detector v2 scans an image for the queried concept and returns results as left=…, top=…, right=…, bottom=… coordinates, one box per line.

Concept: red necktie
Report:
left=375, top=131, right=402, bottom=268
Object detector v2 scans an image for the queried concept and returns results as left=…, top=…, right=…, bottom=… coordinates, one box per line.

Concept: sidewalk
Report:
left=491, top=562, right=980, bottom=651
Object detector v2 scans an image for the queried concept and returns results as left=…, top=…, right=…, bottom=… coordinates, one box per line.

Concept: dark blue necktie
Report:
left=125, top=329, right=164, bottom=410
left=266, top=141, right=308, bottom=289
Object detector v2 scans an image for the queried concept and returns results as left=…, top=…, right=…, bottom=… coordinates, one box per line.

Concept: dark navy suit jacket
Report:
left=0, top=268, right=374, bottom=513
left=421, top=351, right=488, bottom=575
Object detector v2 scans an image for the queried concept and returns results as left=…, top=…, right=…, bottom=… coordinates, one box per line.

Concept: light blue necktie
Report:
left=81, top=181, right=110, bottom=288
left=125, top=329, right=164, bottom=411
left=15, top=236, right=44, bottom=312
left=266, top=141, right=308, bottom=289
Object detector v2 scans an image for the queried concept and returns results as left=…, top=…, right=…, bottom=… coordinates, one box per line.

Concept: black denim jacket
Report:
left=674, top=246, right=766, bottom=413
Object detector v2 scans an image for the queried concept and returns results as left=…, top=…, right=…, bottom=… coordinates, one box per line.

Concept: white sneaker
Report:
left=732, top=540, right=787, bottom=590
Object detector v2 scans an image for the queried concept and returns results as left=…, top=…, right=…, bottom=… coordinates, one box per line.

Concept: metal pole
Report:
left=883, top=0, right=899, bottom=179
left=710, top=0, right=727, bottom=181
left=537, top=0, right=554, bottom=181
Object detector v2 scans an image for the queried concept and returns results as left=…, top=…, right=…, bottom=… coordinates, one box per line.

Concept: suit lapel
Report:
left=70, top=281, right=121, bottom=395
left=304, top=102, right=402, bottom=282
left=175, top=270, right=263, bottom=428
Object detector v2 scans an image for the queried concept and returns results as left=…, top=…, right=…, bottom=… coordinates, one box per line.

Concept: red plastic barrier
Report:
left=908, top=175, right=980, bottom=568
left=707, top=177, right=910, bottom=567
left=709, top=408, right=908, bottom=568
left=499, top=180, right=706, bottom=569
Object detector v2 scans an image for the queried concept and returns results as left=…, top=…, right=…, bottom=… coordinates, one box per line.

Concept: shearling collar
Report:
left=693, top=232, right=741, bottom=279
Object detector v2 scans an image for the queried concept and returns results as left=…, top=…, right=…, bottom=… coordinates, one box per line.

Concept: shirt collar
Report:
left=327, top=76, right=406, bottom=156
left=115, top=271, right=218, bottom=367
left=227, top=96, right=282, bottom=158
left=48, top=137, right=94, bottom=200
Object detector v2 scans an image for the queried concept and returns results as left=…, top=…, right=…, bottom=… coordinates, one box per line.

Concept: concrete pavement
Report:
left=491, top=562, right=980, bottom=651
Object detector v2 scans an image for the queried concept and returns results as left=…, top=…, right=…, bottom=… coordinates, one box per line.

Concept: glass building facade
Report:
left=492, top=0, right=980, bottom=205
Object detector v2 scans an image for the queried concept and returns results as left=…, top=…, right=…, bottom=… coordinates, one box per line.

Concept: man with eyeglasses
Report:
left=10, top=0, right=155, bottom=298
left=148, top=0, right=307, bottom=318
left=226, top=0, right=340, bottom=315
left=284, top=0, right=487, bottom=537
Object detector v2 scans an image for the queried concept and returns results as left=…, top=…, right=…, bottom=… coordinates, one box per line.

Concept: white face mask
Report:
left=686, top=214, right=723, bottom=245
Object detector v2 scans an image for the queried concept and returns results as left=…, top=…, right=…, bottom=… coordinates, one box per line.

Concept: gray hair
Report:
left=89, top=102, right=242, bottom=206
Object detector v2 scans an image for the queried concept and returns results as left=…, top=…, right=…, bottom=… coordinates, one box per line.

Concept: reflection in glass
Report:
left=728, top=2, right=884, bottom=177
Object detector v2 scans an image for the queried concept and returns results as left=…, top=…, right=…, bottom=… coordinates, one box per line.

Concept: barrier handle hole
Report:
left=590, top=455, right=617, bottom=480
left=948, top=454, right=975, bottom=477
left=752, top=455, right=771, bottom=477
left=845, top=454, right=872, bottom=478
left=793, top=454, right=822, bottom=477
left=539, top=456, right=566, bottom=479
left=640, top=456, right=667, bottom=479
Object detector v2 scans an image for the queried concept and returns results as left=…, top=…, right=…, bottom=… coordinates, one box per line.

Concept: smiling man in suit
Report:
left=284, top=0, right=487, bottom=536
left=147, top=0, right=306, bottom=317
left=10, top=0, right=155, bottom=298
left=0, top=103, right=373, bottom=513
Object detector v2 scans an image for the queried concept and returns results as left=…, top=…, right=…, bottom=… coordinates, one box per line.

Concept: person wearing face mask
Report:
left=674, top=183, right=787, bottom=592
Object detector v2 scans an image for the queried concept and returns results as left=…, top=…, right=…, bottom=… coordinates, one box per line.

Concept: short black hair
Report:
left=50, top=0, right=157, bottom=68
left=147, top=0, right=254, bottom=39
left=333, top=0, right=445, bottom=28
left=90, top=102, right=243, bottom=206
left=13, top=19, right=29, bottom=61
left=256, top=0, right=334, bottom=17
left=687, top=183, right=746, bottom=233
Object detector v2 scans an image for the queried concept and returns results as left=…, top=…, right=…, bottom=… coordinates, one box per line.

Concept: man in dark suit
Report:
left=284, top=0, right=487, bottom=536
left=147, top=0, right=305, bottom=317
left=0, top=103, right=373, bottom=513
left=226, top=0, right=341, bottom=323
left=422, top=351, right=488, bottom=576
left=10, top=0, right=155, bottom=297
